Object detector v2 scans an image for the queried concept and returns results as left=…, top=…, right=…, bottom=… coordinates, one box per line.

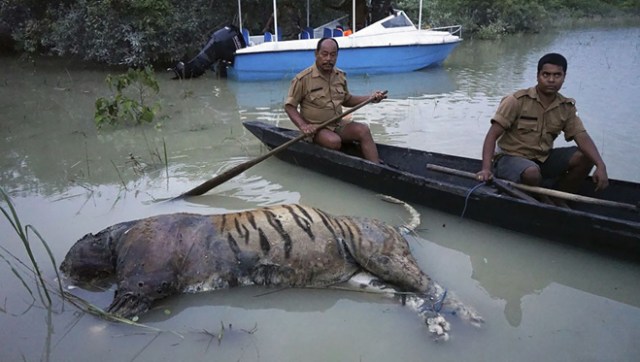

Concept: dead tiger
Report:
left=60, top=196, right=482, bottom=340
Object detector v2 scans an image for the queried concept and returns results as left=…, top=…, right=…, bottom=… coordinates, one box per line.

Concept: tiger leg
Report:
left=338, top=272, right=443, bottom=341
left=341, top=272, right=483, bottom=341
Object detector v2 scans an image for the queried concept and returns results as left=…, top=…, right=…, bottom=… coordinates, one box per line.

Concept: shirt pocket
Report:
left=545, top=119, right=564, bottom=138
left=307, top=87, right=329, bottom=104
left=306, top=88, right=326, bottom=107
left=331, top=86, right=346, bottom=104
left=544, top=117, right=564, bottom=142
left=516, top=115, right=538, bottom=133
left=515, top=115, right=539, bottom=144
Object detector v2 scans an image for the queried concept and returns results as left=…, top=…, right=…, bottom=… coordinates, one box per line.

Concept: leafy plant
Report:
left=1, top=0, right=639, bottom=61
left=94, top=66, right=162, bottom=128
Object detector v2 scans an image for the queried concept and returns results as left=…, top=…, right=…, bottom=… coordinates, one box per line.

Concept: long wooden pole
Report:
left=426, top=164, right=639, bottom=212
left=426, top=163, right=538, bottom=202
left=174, top=92, right=385, bottom=200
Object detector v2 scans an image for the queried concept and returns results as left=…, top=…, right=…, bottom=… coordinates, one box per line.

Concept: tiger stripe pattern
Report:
left=60, top=202, right=482, bottom=340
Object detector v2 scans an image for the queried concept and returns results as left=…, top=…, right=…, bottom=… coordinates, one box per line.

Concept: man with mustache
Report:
left=476, top=53, right=609, bottom=206
left=285, top=37, right=387, bottom=163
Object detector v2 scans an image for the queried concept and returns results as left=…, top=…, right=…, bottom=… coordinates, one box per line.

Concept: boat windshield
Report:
left=381, top=13, right=413, bottom=28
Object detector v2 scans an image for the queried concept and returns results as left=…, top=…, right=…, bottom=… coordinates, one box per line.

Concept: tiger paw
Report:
left=426, top=315, right=451, bottom=342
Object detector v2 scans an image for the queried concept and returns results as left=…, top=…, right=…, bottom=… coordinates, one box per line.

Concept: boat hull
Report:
left=228, top=41, right=460, bottom=81
left=243, top=120, right=640, bottom=260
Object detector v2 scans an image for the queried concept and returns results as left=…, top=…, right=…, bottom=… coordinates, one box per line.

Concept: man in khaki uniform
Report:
left=285, top=37, right=386, bottom=163
left=477, top=53, right=608, bottom=205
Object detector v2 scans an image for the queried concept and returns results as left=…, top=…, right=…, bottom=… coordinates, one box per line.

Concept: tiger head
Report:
left=338, top=215, right=430, bottom=293
left=60, top=222, right=131, bottom=289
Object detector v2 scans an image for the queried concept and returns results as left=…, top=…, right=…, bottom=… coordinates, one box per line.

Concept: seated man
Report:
left=476, top=53, right=608, bottom=205
left=284, top=37, right=386, bottom=163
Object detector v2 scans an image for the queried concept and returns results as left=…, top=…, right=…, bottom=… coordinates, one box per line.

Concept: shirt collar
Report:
left=531, top=86, right=568, bottom=109
left=312, top=63, right=338, bottom=81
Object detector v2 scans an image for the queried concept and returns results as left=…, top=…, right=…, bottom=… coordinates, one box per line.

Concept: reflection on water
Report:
left=447, top=31, right=560, bottom=97
left=228, top=66, right=457, bottom=108
left=417, top=210, right=640, bottom=327
left=1, top=26, right=640, bottom=362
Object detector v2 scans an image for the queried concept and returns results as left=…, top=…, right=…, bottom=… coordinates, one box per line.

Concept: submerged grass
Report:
left=0, top=187, right=61, bottom=307
left=1, top=186, right=263, bottom=359
left=163, top=138, right=169, bottom=183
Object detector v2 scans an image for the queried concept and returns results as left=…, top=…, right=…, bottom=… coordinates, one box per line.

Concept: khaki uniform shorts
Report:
left=494, top=146, right=578, bottom=186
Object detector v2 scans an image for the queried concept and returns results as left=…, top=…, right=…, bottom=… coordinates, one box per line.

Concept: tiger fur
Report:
left=60, top=201, right=482, bottom=340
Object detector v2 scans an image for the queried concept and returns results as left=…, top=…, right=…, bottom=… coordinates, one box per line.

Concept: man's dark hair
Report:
left=316, top=37, right=339, bottom=52
left=538, top=53, right=567, bottom=73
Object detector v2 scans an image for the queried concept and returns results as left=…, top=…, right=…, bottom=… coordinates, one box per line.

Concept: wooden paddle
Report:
left=426, top=164, right=539, bottom=203
left=426, top=163, right=639, bottom=212
left=174, top=91, right=386, bottom=200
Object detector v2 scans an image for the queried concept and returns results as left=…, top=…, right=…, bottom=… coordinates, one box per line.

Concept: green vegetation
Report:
left=0, top=187, right=61, bottom=308
left=0, top=185, right=256, bottom=348
left=0, top=0, right=236, bottom=65
left=378, top=0, right=640, bottom=34
left=408, top=0, right=640, bottom=38
left=94, top=66, right=162, bottom=129
left=0, top=0, right=638, bottom=64
left=0, top=186, right=175, bottom=329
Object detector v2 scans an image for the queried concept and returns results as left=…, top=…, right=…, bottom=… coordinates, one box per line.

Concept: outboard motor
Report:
left=170, top=25, right=246, bottom=79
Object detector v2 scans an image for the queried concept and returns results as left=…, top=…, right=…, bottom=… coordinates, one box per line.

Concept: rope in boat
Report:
left=432, top=289, right=448, bottom=313
left=460, top=182, right=486, bottom=218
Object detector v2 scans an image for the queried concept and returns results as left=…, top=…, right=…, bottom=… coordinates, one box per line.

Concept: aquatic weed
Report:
left=0, top=187, right=179, bottom=333
left=0, top=187, right=62, bottom=307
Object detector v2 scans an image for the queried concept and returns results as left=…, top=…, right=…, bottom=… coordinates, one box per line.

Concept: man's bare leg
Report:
left=557, top=149, right=594, bottom=193
left=313, top=128, right=342, bottom=150
left=519, top=165, right=569, bottom=207
left=338, top=122, right=380, bottom=163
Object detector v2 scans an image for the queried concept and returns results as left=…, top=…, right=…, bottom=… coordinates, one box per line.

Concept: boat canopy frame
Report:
left=236, top=0, right=428, bottom=42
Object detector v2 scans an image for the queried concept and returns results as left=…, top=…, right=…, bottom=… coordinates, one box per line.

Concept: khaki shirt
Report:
left=285, top=64, right=353, bottom=125
left=492, top=86, right=586, bottom=162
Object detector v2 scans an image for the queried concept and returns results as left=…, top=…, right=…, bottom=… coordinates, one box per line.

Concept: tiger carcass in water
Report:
left=60, top=201, right=482, bottom=340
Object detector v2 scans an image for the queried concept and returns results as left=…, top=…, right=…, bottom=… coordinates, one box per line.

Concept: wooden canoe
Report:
left=243, top=120, right=640, bottom=260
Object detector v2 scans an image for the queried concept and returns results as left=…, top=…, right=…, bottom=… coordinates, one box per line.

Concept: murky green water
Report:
left=1, top=25, right=640, bottom=361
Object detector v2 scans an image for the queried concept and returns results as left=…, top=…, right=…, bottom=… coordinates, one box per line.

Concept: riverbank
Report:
left=1, top=0, right=638, bottom=66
